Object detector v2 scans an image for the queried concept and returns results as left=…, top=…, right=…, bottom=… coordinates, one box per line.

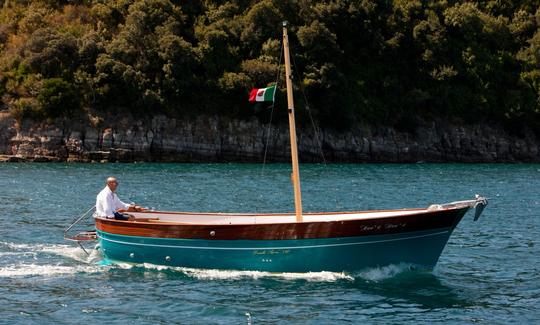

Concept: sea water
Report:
left=0, top=163, right=538, bottom=324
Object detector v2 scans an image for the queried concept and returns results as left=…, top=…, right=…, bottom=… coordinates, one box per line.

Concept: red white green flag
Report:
left=249, top=85, right=276, bottom=102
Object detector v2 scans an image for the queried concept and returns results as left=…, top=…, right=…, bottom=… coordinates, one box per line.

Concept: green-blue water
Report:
left=0, top=163, right=538, bottom=324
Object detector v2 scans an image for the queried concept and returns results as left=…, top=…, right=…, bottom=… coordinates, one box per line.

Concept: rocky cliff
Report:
left=0, top=112, right=538, bottom=163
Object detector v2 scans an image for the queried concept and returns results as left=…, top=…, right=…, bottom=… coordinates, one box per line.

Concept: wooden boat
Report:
left=74, top=22, right=488, bottom=272
left=94, top=202, right=486, bottom=272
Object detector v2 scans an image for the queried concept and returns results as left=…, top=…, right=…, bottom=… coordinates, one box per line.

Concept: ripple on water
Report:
left=0, top=163, right=539, bottom=324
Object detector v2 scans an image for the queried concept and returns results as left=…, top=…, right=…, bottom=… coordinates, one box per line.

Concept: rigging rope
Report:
left=290, top=43, right=341, bottom=209
left=261, top=41, right=284, bottom=175
left=290, top=50, right=328, bottom=165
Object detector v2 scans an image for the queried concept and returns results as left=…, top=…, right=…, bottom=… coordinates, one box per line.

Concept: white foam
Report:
left=41, top=244, right=102, bottom=264
left=0, top=241, right=104, bottom=277
left=184, top=268, right=354, bottom=282
left=355, top=263, right=416, bottom=282
left=0, top=241, right=36, bottom=250
left=0, top=241, right=101, bottom=264
left=0, top=252, right=35, bottom=257
left=123, top=262, right=354, bottom=282
left=0, top=263, right=102, bottom=277
left=87, top=260, right=413, bottom=282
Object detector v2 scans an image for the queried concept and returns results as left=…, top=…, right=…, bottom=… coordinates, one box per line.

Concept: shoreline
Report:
left=1, top=114, right=539, bottom=164
left=3, top=155, right=537, bottom=164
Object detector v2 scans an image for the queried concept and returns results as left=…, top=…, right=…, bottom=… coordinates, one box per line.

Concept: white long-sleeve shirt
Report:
left=95, top=186, right=130, bottom=218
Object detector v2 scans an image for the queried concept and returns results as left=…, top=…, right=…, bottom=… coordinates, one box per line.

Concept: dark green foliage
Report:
left=25, top=28, right=79, bottom=78
left=37, top=78, right=80, bottom=118
left=0, top=0, right=539, bottom=131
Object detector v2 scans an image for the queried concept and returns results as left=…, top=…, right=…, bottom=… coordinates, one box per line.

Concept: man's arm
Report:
left=113, top=194, right=131, bottom=212
left=114, top=194, right=146, bottom=212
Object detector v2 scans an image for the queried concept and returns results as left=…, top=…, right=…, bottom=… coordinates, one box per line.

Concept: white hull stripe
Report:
left=97, top=230, right=451, bottom=251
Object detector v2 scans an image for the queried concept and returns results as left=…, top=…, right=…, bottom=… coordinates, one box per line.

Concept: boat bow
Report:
left=429, top=194, right=488, bottom=221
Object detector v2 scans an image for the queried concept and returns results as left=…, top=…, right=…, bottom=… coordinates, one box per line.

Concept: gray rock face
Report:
left=0, top=112, right=17, bottom=155
left=0, top=113, right=538, bottom=163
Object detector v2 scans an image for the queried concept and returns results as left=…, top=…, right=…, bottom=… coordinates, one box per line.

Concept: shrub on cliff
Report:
left=9, top=97, right=40, bottom=123
left=37, top=78, right=80, bottom=119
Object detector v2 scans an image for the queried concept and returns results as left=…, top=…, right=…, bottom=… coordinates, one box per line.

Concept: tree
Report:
left=37, top=78, right=80, bottom=118
left=24, top=28, right=79, bottom=78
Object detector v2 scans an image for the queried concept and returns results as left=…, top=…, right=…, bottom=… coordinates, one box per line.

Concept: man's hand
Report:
left=126, top=204, right=146, bottom=212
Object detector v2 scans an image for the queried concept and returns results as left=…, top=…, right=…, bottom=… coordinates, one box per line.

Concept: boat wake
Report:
left=109, top=262, right=418, bottom=282
left=353, top=263, right=419, bottom=282
left=0, top=241, right=419, bottom=282
left=0, top=263, right=102, bottom=277
left=136, top=263, right=356, bottom=282
left=0, top=241, right=103, bottom=277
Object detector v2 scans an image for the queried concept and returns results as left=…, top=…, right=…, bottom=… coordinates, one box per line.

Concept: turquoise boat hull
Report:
left=97, top=226, right=456, bottom=272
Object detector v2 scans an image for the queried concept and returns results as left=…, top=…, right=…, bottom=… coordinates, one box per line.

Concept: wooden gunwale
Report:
left=95, top=207, right=468, bottom=241
left=127, top=207, right=426, bottom=217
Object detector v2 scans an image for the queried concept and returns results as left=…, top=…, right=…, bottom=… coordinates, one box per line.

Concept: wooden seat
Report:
left=146, top=219, right=191, bottom=224
left=133, top=218, right=160, bottom=222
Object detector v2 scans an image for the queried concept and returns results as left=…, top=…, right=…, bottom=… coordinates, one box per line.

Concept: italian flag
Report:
left=249, top=85, right=276, bottom=102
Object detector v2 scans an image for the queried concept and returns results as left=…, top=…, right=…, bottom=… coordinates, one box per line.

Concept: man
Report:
left=95, top=177, right=142, bottom=220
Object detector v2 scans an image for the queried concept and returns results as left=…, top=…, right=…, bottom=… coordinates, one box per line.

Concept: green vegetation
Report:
left=1, top=0, right=539, bottom=131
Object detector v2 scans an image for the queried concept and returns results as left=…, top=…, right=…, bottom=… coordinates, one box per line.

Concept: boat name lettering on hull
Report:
left=385, top=222, right=407, bottom=229
left=253, top=249, right=291, bottom=255
left=361, top=223, right=407, bottom=232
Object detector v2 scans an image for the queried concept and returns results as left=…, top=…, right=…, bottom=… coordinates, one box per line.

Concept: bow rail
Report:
left=428, top=194, right=488, bottom=221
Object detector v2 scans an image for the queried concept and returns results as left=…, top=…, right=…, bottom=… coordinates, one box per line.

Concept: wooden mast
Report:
left=282, top=21, right=303, bottom=222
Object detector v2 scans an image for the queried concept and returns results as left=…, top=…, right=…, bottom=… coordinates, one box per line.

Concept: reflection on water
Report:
left=352, top=269, right=471, bottom=310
